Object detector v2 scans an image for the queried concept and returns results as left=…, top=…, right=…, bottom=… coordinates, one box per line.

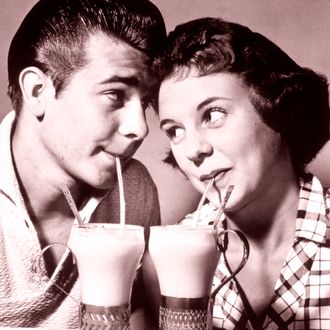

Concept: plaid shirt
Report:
left=183, top=176, right=330, bottom=330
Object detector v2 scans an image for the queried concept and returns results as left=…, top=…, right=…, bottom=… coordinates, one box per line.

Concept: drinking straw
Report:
left=62, top=185, right=84, bottom=226
left=116, top=157, right=126, bottom=227
left=193, top=178, right=215, bottom=227
left=213, top=185, right=234, bottom=230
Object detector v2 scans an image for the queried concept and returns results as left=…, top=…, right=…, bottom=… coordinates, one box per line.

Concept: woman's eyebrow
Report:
left=159, top=118, right=175, bottom=129
left=196, top=96, right=231, bottom=111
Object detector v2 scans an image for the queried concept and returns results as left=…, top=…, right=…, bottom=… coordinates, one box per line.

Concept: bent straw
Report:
left=62, top=185, right=84, bottom=226
left=194, top=178, right=215, bottom=227
left=116, top=157, right=126, bottom=227
left=213, top=185, right=234, bottom=230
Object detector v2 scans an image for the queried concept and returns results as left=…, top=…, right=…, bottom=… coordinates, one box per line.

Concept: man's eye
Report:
left=105, top=90, right=125, bottom=103
left=203, top=108, right=225, bottom=125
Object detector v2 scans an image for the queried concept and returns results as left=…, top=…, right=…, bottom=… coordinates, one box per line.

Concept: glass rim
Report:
left=73, top=223, right=144, bottom=231
left=150, top=224, right=215, bottom=232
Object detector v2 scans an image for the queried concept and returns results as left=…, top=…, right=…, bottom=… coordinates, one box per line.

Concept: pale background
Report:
left=1, top=0, right=329, bottom=225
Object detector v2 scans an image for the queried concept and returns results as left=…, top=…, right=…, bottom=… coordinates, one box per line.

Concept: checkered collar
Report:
left=263, top=175, right=329, bottom=328
left=295, top=175, right=328, bottom=244
left=213, top=175, right=330, bottom=329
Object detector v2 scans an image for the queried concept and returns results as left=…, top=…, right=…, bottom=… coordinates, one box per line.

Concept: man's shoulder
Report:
left=124, top=158, right=152, bottom=178
left=91, top=158, right=160, bottom=226
left=123, top=158, right=156, bottom=190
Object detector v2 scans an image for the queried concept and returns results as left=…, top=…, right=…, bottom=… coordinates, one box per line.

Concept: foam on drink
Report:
left=70, top=223, right=144, bottom=306
left=149, top=225, right=220, bottom=298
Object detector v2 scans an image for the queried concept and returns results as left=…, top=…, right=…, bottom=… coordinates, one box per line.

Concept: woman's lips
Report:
left=200, top=169, right=228, bottom=182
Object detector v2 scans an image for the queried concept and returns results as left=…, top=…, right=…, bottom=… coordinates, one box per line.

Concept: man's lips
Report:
left=103, top=148, right=131, bottom=161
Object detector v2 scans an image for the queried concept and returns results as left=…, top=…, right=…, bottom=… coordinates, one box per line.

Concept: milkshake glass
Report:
left=70, top=223, right=145, bottom=330
left=149, top=225, right=249, bottom=330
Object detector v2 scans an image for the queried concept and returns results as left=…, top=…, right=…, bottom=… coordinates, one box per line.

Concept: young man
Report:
left=0, top=0, right=166, bottom=328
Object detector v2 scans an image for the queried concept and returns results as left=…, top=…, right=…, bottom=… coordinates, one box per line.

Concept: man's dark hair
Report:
left=7, top=0, right=166, bottom=112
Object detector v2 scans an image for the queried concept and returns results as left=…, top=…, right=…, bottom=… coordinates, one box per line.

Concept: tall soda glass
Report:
left=70, top=223, right=145, bottom=330
left=149, top=225, right=249, bottom=330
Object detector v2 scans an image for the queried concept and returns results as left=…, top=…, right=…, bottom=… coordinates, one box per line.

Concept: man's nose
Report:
left=118, top=99, right=148, bottom=141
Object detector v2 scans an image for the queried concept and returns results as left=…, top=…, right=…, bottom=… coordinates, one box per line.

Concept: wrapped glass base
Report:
left=80, top=303, right=130, bottom=330
left=159, top=296, right=210, bottom=330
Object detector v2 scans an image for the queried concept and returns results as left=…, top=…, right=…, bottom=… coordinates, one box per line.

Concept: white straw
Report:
left=194, top=178, right=215, bottom=227
left=116, top=157, right=126, bottom=227
left=213, top=185, right=234, bottom=230
left=62, top=185, right=84, bottom=226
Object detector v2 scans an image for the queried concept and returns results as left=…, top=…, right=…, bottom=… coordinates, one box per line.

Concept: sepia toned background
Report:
left=1, top=0, right=329, bottom=225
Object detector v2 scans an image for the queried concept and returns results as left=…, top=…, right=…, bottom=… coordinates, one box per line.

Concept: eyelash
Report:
left=163, top=127, right=178, bottom=139
left=163, top=107, right=226, bottom=141
left=103, top=89, right=152, bottom=112
left=105, top=90, right=125, bottom=104
left=202, top=107, right=226, bottom=125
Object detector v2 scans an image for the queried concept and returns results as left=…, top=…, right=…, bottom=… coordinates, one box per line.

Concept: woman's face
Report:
left=158, top=71, right=291, bottom=212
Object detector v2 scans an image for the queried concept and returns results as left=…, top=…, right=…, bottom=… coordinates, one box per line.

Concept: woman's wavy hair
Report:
left=153, top=17, right=330, bottom=177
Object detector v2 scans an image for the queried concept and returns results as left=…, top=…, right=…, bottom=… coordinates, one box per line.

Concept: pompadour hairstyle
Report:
left=7, top=0, right=166, bottom=112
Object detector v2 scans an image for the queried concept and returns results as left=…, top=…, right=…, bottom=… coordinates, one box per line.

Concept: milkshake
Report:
left=149, top=225, right=220, bottom=330
left=70, top=223, right=145, bottom=329
left=149, top=225, right=220, bottom=298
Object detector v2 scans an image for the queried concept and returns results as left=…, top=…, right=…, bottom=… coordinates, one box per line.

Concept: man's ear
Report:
left=19, top=67, right=54, bottom=118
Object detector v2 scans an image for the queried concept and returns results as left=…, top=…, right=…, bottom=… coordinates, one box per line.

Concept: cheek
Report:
left=254, top=125, right=284, bottom=160
left=235, top=129, right=284, bottom=176
left=171, top=146, right=187, bottom=169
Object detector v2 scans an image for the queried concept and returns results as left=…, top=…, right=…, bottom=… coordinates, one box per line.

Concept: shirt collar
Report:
left=295, top=175, right=328, bottom=244
left=0, top=111, right=22, bottom=206
left=0, top=111, right=107, bottom=223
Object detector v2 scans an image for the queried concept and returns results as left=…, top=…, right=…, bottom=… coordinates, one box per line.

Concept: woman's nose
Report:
left=185, top=132, right=213, bottom=165
left=118, top=99, right=148, bottom=141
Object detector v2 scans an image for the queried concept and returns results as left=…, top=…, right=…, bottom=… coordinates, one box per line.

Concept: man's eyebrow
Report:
left=100, top=75, right=140, bottom=87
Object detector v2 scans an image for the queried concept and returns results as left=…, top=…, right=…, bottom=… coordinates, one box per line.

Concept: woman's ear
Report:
left=19, top=66, right=54, bottom=119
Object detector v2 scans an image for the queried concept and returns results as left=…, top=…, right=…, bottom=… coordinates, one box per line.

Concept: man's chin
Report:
left=85, top=175, right=117, bottom=191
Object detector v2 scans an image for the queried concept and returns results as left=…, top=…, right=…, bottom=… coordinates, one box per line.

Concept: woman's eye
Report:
left=164, top=127, right=185, bottom=140
left=203, top=108, right=225, bottom=125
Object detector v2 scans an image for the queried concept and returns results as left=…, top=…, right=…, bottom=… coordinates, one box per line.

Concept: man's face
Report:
left=40, top=32, right=152, bottom=189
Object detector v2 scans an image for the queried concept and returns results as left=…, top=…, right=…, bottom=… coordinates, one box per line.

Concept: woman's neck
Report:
left=225, top=173, right=300, bottom=250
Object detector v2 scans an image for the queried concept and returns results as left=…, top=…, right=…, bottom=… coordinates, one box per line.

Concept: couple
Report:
left=1, top=0, right=329, bottom=329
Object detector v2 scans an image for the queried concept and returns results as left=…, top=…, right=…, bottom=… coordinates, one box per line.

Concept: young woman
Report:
left=155, top=17, right=330, bottom=329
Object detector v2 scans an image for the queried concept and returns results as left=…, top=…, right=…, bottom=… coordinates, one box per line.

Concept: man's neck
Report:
left=11, top=119, right=84, bottom=223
